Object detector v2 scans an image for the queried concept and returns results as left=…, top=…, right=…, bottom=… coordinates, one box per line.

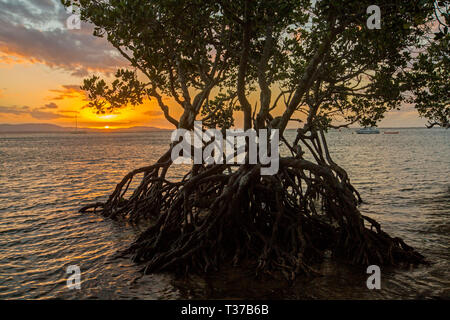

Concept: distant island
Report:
left=0, top=123, right=169, bottom=133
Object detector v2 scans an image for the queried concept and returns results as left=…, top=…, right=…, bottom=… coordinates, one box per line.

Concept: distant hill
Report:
left=0, top=123, right=168, bottom=133
left=0, top=123, right=69, bottom=133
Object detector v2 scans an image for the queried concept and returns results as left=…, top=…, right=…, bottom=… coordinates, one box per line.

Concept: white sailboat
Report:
left=356, top=127, right=380, bottom=134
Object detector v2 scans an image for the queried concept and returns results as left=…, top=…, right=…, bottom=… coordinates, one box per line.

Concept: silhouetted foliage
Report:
left=63, top=0, right=442, bottom=279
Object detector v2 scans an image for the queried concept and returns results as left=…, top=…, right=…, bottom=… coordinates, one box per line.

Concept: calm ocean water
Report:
left=0, top=128, right=448, bottom=299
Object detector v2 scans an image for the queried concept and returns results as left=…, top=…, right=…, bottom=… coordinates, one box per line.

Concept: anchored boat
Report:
left=70, top=114, right=86, bottom=134
left=356, top=127, right=380, bottom=134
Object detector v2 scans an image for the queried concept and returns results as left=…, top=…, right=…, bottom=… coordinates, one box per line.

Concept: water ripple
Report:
left=0, top=129, right=448, bottom=299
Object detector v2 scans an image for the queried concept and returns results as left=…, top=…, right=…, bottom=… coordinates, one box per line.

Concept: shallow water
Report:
left=0, top=128, right=448, bottom=299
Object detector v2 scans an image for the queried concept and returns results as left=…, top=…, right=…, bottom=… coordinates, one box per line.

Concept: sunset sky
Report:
left=0, top=0, right=428, bottom=129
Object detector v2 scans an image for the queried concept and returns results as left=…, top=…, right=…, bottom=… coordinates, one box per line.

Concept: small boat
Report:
left=70, top=114, right=86, bottom=134
left=384, top=131, right=399, bottom=134
left=356, top=127, right=380, bottom=134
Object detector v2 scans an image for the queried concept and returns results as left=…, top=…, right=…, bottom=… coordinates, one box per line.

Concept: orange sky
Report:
left=0, top=0, right=428, bottom=130
left=0, top=62, right=179, bottom=129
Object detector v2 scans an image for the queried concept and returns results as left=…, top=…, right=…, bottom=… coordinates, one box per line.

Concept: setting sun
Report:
left=104, top=126, right=109, bottom=129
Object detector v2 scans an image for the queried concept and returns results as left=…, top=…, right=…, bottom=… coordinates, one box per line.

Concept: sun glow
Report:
left=104, top=125, right=110, bottom=129
left=99, top=114, right=117, bottom=120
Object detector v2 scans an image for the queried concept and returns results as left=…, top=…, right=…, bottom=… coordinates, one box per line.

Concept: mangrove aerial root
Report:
left=80, top=150, right=427, bottom=280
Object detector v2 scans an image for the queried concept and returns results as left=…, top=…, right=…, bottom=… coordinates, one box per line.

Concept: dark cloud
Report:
left=58, top=109, right=78, bottom=114
left=0, top=105, right=30, bottom=115
left=29, top=109, right=61, bottom=120
left=50, top=84, right=87, bottom=100
left=0, top=104, right=72, bottom=120
left=143, top=110, right=164, bottom=117
left=0, top=0, right=127, bottom=76
left=41, top=102, right=58, bottom=109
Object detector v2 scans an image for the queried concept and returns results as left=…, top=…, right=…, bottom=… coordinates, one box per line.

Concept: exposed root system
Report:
left=80, top=132, right=426, bottom=280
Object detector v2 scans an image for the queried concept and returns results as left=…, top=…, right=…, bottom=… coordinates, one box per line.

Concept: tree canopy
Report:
left=405, top=1, right=449, bottom=128
left=62, top=0, right=443, bottom=131
left=67, top=0, right=441, bottom=278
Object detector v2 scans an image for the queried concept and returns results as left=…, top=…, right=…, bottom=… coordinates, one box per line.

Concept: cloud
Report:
left=0, top=0, right=59, bottom=27
left=143, top=110, right=163, bottom=117
left=29, top=109, right=61, bottom=120
left=58, top=109, right=78, bottom=115
left=49, top=84, right=87, bottom=100
left=0, top=103, right=72, bottom=120
left=0, top=105, right=30, bottom=115
left=0, top=0, right=127, bottom=76
left=41, top=102, right=58, bottom=109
